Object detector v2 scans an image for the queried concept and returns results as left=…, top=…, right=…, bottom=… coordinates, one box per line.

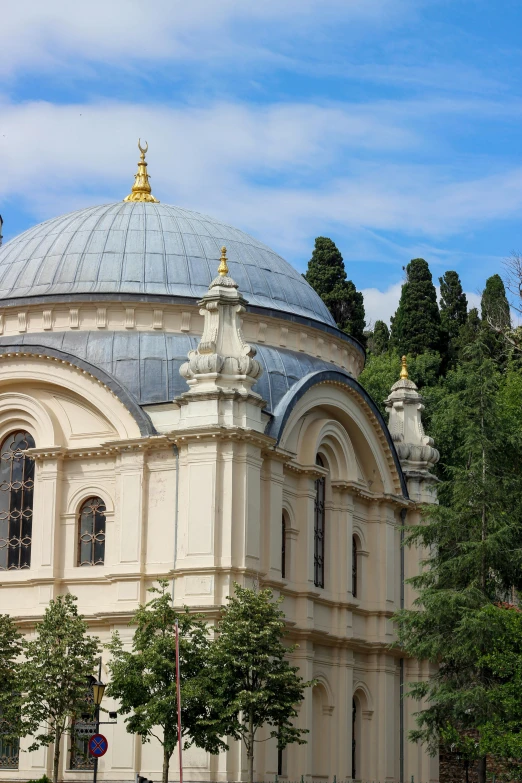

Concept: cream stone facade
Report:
left=0, top=155, right=439, bottom=783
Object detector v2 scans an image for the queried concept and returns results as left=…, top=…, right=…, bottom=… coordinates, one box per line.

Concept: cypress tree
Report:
left=481, top=274, right=510, bottom=328
left=368, top=320, right=390, bottom=355
left=390, top=258, right=442, bottom=356
left=396, top=342, right=522, bottom=783
left=439, top=270, right=468, bottom=341
left=304, top=237, right=365, bottom=344
left=455, top=307, right=482, bottom=359
left=481, top=275, right=511, bottom=363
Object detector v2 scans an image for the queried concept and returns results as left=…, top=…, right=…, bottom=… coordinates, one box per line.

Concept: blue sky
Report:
left=0, top=0, right=520, bottom=323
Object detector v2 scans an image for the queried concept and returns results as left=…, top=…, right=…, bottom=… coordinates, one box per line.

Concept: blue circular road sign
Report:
left=88, top=734, right=108, bottom=758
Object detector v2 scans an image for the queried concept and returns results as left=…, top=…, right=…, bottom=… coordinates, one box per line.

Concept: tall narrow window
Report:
left=352, top=536, right=358, bottom=598
left=314, top=455, right=325, bottom=588
left=78, top=497, right=106, bottom=567
left=281, top=514, right=287, bottom=579
left=0, top=707, right=20, bottom=770
left=0, top=430, right=35, bottom=571
left=352, top=698, right=357, bottom=781
left=69, top=683, right=95, bottom=770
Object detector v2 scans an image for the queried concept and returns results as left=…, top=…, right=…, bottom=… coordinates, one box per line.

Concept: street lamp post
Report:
left=92, top=659, right=105, bottom=783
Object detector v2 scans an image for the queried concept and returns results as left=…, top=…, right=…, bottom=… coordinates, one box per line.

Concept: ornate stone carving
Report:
left=179, top=248, right=262, bottom=395
left=385, top=357, right=439, bottom=482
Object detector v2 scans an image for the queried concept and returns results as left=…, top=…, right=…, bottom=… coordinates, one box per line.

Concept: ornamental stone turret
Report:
left=176, top=247, right=265, bottom=431
left=385, top=355, right=439, bottom=502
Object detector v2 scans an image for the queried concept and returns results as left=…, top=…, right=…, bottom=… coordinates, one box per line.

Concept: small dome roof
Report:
left=0, top=202, right=335, bottom=327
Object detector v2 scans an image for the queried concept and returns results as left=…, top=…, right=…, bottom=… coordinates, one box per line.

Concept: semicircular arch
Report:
left=0, top=392, right=56, bottom=446
left=272, top=373, right=406, bottom=497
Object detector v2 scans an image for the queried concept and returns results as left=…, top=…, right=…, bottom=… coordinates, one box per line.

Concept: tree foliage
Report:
left=481, top=273, right=510, bottom=327
left=396, top=342, right=522, bottom=783
left=390, top=258, right=443, bottom=357
left=304, top=236, right=365, bottom=343
left=21, top=595, right=100, bottom=783
left=367, top=320, right=389, bottom=355
left=207, top=584, right=314, bottom=783
left=107, top=581, right=227, bottom=783
left=440, top=271, right=467, bottom=335
left=0, top=614, right=24, bottom=742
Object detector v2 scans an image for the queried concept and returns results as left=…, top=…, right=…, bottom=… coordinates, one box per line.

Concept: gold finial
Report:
left=218, top=246, right=229, bottom=276
left=124, top=139, right=160, bottom=203
left=400, top=355, right=409, bottom=380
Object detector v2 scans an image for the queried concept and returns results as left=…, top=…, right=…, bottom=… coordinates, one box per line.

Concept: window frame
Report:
left=77, top=496, right=107, bottom=567
left=352, top=535, right=358, bottom=598
left=0, top=430, right=36, bottom=571
left=281, top=513, right=287, bottom=579
left=314, top=455, right=326, bottom=589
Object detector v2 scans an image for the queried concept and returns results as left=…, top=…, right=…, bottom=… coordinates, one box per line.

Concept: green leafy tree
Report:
left=455, top=307, right=482, bottom=358
left=481, top=273, right=510, bottom=327
left=21, top=595, right=100, bottom=783
left=474, top=604, right=522, bottom=779
left=439, top=270, right=467, bottom=340
left=359, top=350, right=441, bottom=417
left=107, top=581, right=226, bottom=783
left=481, top=274, right=512, bottom=364
left=439, top=271, right=467, bottom=365
left=390, top=258, right=443, bottom=358
left=396, top=342, right=522, bottom=783
left=208, top=584, right=314, bottom=783
left=367, top=320, right=390, bottom=355
left=304, top=237, right=365, bottom=343
left=0, top=615, right=24, bottom=746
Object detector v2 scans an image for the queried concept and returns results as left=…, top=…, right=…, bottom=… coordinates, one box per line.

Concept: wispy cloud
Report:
left=1, top=97, right=520, bottom=259
left=363, top=282, right=482, bottom=327
left=0, top=0, right=409, bottom=78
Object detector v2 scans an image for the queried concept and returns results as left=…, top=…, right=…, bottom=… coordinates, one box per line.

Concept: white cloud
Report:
left=361, top=282, right=403, bottom=327
left=0, top=0, right=407, bottom=77
left=362, top=283, right=483, bottom=328
left=1, top=97, right=521, bottom=257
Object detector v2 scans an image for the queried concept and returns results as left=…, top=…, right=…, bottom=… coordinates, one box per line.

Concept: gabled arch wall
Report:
left=278, top=379, right=405, bottom=497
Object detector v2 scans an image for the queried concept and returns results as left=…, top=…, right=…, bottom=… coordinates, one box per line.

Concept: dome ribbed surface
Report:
left=0, top=331, right=338, bottom=408
left=0, top=202, right=335, bottom=327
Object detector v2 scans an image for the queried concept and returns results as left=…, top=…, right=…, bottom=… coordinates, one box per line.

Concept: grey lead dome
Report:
left=0, top=201, right=335, bottom=327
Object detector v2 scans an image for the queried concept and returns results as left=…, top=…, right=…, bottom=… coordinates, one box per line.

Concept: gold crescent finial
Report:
left=218, top=246, right=229, bottom=276
left=400, top=355, right=409, bottom=380
left=124, top=140, right=159, bottom=203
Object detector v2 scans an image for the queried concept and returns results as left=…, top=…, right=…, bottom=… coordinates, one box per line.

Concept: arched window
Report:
left=281, top=514, right=287, bottom=579
left=352, top=697, right=357, bottom=781
left=352, top=535, right=358, bottom=597
left=0, top=430, right=35, bottom=571
left=314, top=455, right=325, bottom=588
left=77, top=497, right=106, bottom=567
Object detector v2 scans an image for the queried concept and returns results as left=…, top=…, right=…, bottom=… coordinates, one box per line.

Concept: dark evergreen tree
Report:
left=481, top=274, right=511, bottom=364
left=390, top=258, right=442, bottom=357
left=439, top=270, right=467, bottom=341
left=481, top=273, right=510, bottom=328
left=304, top=237, right=365, bottom=344
left=453, top=307, right=483, bottom=363
left=396, top=341, right=522, bottom=783
left=367, top=320, right=389, bottom=355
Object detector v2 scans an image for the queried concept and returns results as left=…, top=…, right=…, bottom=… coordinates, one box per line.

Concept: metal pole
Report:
left=93, top=657, right=102, bottom=783
left=175, top=620, right=183, bottom=783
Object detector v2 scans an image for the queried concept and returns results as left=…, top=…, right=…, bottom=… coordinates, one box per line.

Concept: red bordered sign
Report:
left=88, top=733, right=108, bottom=758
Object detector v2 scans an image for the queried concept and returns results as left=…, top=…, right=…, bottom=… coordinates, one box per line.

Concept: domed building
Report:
left=0, top=146, right=438, bottom=783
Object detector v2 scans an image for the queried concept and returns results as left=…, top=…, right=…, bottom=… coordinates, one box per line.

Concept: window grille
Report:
left=0, top=708, right=19, bottom=770
left=281, top=515, right=287, bottom=579
left=0, top=430, right=35, bottom=571
left=78, top=497, right=106, bottom=567
left=352, top=536, right=358, bottom=597
left=314, top=455, right=325, bottom=588
left=69, top=686, right=95, bottom=770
